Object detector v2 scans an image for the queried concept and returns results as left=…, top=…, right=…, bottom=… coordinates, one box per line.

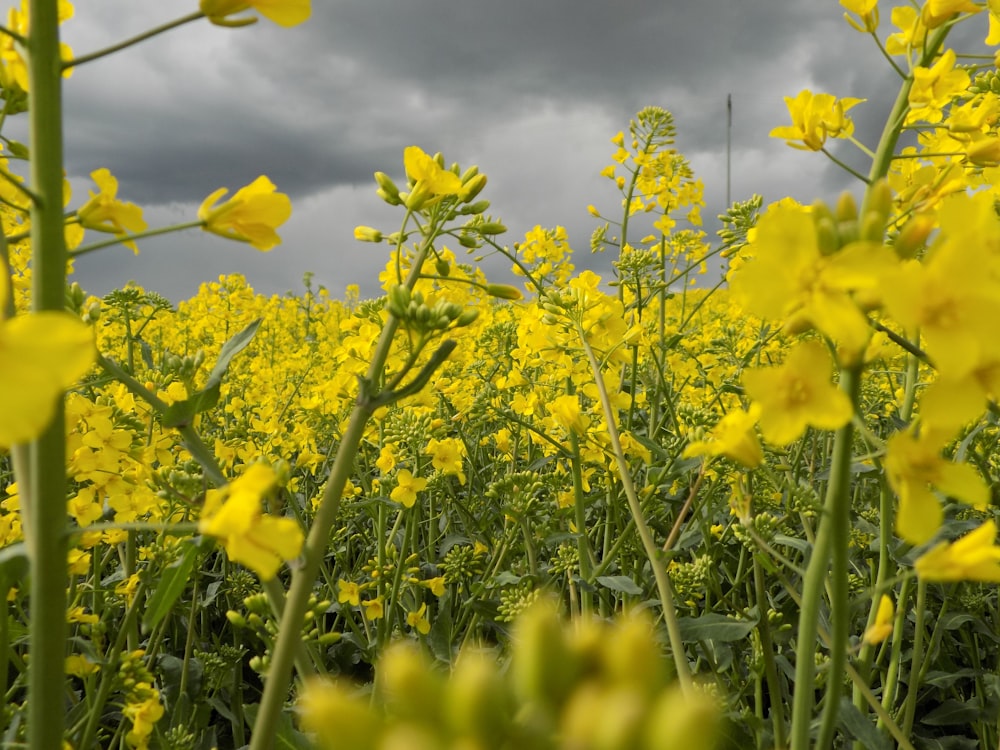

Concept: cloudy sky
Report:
left=40, top=1, right=923, bottom=301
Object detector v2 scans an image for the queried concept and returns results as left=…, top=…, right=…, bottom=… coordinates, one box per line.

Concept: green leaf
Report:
left=0, top=542, right=27, bottom=590
left=163, top=318, right=261, bottom=428
left=595, top=575, right=643, bottom=596
left=837, top=698, right=892, bottom=750
left=143, top=542, right=199, bottom=631
left=920, top=699, right=985, bottom=727
left=676, top=613, right=756, bottom=643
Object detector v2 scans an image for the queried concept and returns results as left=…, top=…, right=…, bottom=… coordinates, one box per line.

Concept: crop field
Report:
left=6, top=2, right=1000, bottom=749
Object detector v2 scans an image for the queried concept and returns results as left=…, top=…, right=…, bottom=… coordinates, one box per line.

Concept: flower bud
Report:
left=377, top=642, right=443, bottom=724
left=859, top=211, right=886, bottom=243
left=642, top=684, right=722, bottom=750
left=835, top=190, right=858, bottom=223
left=462, top=174, right=488, bottom=203
left=455, top=309, right=480, bottom=327
left=863, top=179, right=893, bottom=224
left=354, top=226, right=383, bottom=243
left=511, top=600, right=579, bottom=709
left=967, top=138, right=1000, bottom=166
left=815, top=216, right=840, bottom=256
left=445, top=650, right=510, bottom=742
left=893, top=215, right=934, bottom=259
left=477, top=221, right=507, bottom=235
left=486, top=284, right=523, bottom=301
left=375, top=171, right=401, bottom=203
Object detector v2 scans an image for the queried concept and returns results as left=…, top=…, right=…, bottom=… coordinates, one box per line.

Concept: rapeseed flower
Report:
left=741, top=340, right=853, bottom=446
left=729, top=204, right=895, bottom=355
left=199, top=464, right=304, bottom=580
left=76, top=169, right=147, bottom=253
left=862, top=594, right=894, bottom=645
left=885, top=430, right=989, bottom=544
left=0, top=273, right=94, bottom=447
left=915, top=520, right=1000, bottom=582
left=683, top=405, right=763, bottom=468
left=770, top=89, right=865, bottom=151
left=201, top=0, right=310, bottom=27
left=198, top=175, right=292, bottom=251
left=406, top=602, right=431, bottom=634
left=906, top=49, right=970, bottom=124
left=390, top=469, right=428, bottom=509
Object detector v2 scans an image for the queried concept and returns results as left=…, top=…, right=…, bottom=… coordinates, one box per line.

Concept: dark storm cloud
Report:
left=54, top=1, right=915, bottom=301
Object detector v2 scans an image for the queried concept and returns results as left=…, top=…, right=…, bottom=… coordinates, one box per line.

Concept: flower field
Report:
left=6, top=1, right=1000, bottom=749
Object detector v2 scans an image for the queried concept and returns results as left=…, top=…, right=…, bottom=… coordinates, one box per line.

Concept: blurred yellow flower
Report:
left=742, top=340, right=854, bottom=446
left=683, top=405, right=763, bottom=468
left=201, top=0, right=311, bottom=27
left=199, top=464, right=304, bottom=580
left=199, top=175, right=292, bottom=251
left=337, top=580, right=361, bottom=607
left=362, top=597, right=384, bottom=620
left=862, top=594, right=894, bottom=645
left=0, top=273, right=95, bottom=448
left=885, top=430, right=989, bottom=544
left=76, top=168, right=148, bottom=253
left=916, top=520, right=1000, bottom=582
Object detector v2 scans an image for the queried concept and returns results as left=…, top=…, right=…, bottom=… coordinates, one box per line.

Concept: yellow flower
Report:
left=200, top=0, right=311, bottom=27
left=841, top=0, right=879, bottom=32
left=406, top=602, right=431, bottom=635
left=742, top=340, right=854, bottom=446
left=683, top=405, right=763, bottom=468
left=916, top=520, right=1000, bottom=582
left=198, top=175, right=292, bottom=251
left=887, top=6, right=927, bottom=55
left=906, top=49, right=970, bottom=124
left=337, top=580, right=360, bottom=607
left=122, top=692, right=164, bottom=750
left=425, top=437, right=467, bottom=483
left=770, top=89, right=865, bottom=151
left=65, top=654, right=100, bottom=678
left=403, top=145, right=463, bottom=198
left=885, top=430, right=989, bottom=544
left=76, top=169, right=147, bottom=253
left=922, top=0, right=980, bottom=28
left=390, top=468, right=428, bottom=509
left=199, top=464, right=304, bottom=580
left=362, top=597, right=384, bottom=620
left=547, top=393, right=591, bottom=436
left=862, top=594, right=894, bottom=645
left=421, top=576, right=446, bottom=597
left=0, top=273, right=95, bottom=448
left=729, top=204, right=896, bottom=355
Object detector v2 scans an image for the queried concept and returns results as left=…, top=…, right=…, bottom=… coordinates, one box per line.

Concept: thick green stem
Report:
left=24, top=2, right=69, bottom=748
left=248, top=231, right=441, bottom=749
left=790, top=366, right=860, bottom=750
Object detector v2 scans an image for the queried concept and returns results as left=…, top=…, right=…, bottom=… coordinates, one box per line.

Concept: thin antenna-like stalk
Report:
left=726, top=93, right=732, bottom=208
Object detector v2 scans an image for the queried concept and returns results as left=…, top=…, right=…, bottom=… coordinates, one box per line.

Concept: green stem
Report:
left=248, top=224, right=444, bottom=750
left=575, top=323, right=692, bottom=691
left=69, top=219, right=204, bottom=258
left=901, top=579, right=928, bottom=737
left=62, top=12, right=204, bottom=69
left=24, top=3, right=70, bottom=748
left=790, top=365, right=861, bottom=750
left=753, top=554, right=787, bottom=748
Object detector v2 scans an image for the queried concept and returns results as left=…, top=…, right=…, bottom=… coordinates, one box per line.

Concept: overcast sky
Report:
left=45, top=1, right=904, bottom=302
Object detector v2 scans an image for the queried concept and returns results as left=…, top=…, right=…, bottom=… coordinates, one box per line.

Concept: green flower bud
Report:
left=460, top=199, right=491, bottom=215
left=377, top=641, right=443, bottom=725
left=462, top=174, right=488, bottom=203
left=377, top=188, right=402, bottom=206
left=445, top=649, right=511, bottom=743
left=863, top=178, right=893, bottom=223
left=299, top=679, right=379, bottom=750
left=641, top=684, right=721, bottom=750
left=404, top=183, right=432, bottom=211
left=455, top=309, right=480, bottom=327
left=893, top=215, right=934, bottom=259
left=486, top=284, right=523, bottom=301
left=435, top=258, right=450, bottom=277
left=815, top=216, right=840, bottom=256
left=859, top=210, right=886, bottom=243
left=835, top=191, right=858, bottom=223
left=458, top=233, right=480, bottom=248
left=477, top=221, right=507, bottom=236
left=225, top=610, right=247, bottom=628
left=375, top=171, right=401, bottom=202
left=511, top=600, right=579, bottom=710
